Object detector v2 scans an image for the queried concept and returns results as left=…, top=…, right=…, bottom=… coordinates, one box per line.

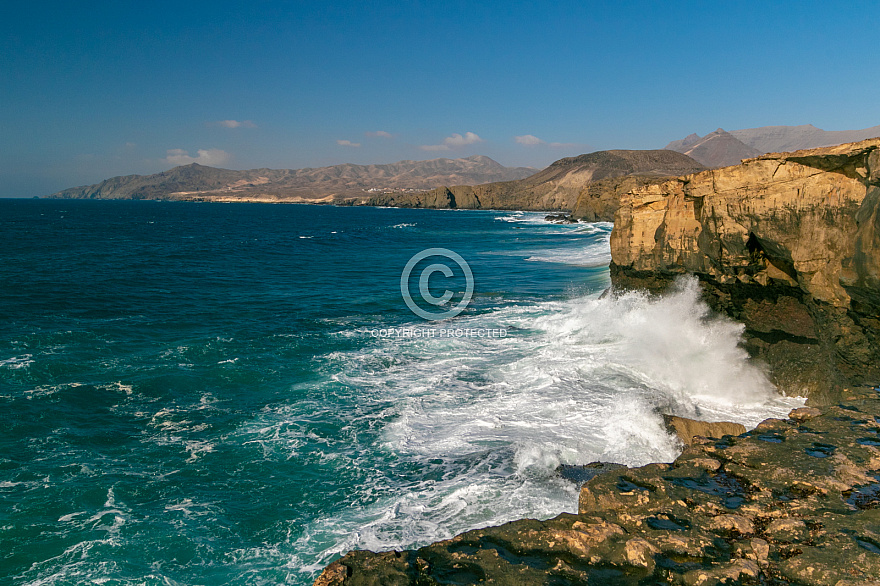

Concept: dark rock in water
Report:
left=544, top=213, right=577, bottom=224
left=315, top=390, right=880, bottom=585
left=645, top=513, right=691, bottom=531
left=556, top=461, right=626, bottom=484
left=845, top=474, right=880, bottom=510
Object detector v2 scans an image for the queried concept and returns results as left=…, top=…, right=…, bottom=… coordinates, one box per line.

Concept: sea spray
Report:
left=551, top=275, right=780, bottom=417
left=291, top=275, right=803, bottom=573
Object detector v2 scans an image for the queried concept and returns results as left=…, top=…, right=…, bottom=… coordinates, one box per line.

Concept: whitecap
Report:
left=287, top=274, right=803, bottom=570
left=0, top=354, right=33, bottom=370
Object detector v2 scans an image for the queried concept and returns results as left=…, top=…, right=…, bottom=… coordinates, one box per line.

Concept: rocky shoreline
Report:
left=314, top=139, right=880, bottom=585
left=317, top=391, right=880, bottom=585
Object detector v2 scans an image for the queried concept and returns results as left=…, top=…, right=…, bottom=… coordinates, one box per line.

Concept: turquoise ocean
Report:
left=0, top=200, right=802, bottom=584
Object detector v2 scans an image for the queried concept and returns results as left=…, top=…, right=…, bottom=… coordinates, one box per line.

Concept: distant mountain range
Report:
left=665, top=124, right=880, bottom=167
left=47, top=150, right=705, bottom=219
left=47, top=155, right=537, bottom=202
left=47, top=123, right=880, bottom=214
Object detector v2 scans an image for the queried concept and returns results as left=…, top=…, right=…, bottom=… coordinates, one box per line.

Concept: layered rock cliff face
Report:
left=611, top=139, right=880, bottom=401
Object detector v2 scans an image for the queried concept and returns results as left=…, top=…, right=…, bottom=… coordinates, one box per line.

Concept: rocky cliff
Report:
left=570, top=175, right=680, bottom=222
left=611, top=138, right=880, bottom=401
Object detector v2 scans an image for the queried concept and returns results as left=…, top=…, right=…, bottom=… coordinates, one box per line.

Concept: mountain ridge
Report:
left=665, top=128, right=763, bottom=167
left=46, top=156, right=538, bottom=201
left=730, top=123, right=880, bottom=152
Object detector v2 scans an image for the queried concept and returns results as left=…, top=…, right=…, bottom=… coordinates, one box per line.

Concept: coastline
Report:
left=314, top=139, right=880, bottom=584
left=7, top=137, right=878, bottom=583
left=317, top=388, right=880, bottom=585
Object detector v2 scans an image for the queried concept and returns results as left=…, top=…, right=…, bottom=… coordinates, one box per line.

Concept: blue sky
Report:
left=2, top=0, right=879, bottom=197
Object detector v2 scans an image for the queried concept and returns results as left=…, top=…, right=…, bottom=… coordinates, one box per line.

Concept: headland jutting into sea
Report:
left=316, top=139, right=880, bottom=584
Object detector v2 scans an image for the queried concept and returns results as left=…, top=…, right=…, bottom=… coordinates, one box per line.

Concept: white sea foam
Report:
left=24, top=382, right=85, bottom=399
left=164, top=497, right=218, bottom=518
left=272, top=274, right=804, bottom=575
left=21, top=490, right=135, bottom=585
left=524, top=232, right=612, bottom=266
left=494, top=212, right=562, bottom=226
left=1, top=354, right=34, bottom=370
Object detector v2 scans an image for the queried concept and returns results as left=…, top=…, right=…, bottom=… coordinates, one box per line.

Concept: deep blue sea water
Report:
left=0, top=200, right=802, bottom=584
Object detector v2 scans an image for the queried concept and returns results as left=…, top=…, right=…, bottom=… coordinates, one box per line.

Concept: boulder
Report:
left=662, top=415, right=747, bottom=446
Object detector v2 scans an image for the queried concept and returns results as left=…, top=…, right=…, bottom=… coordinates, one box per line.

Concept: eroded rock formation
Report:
left=570, top=174, right=674, bottom=222
left=611, top=139, right=880, bottom=401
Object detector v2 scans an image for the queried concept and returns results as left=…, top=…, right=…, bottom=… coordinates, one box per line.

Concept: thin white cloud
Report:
left=365, top=130, right=392, bottom=138
left=444, top=132, right=483, bottom=147
left=420, top=131, right=484, bottom=151
left=165, top=148, right=231, bottom=166
left=515, top=135, right=580, bottom=149
left=210, top=120, right=257, bottom=129
left=337, top=139, right=361, bottom=147
left=515, top=134, right=545, bottom=146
